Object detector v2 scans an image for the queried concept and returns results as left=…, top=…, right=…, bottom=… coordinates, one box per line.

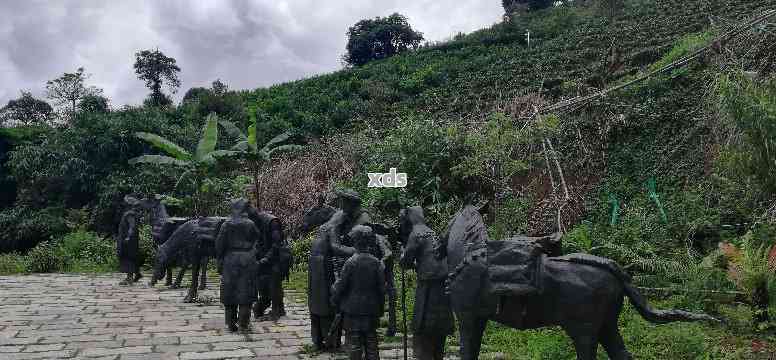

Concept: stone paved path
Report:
left=0, top=273, right=499, bottom=360
left=0, top=273, right=349, bottom=359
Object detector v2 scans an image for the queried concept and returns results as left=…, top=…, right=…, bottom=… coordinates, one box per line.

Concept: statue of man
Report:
left=331, top=225, right=385, bottom=360
left=247, top=206, right=287, bottom=320
left=117, top=195, right=143, bottom=285
left=216, top=198, right=260, bottom=333
left=399, top=207, right=454, bottom=360
left=307, top=188, right=369, bottom=351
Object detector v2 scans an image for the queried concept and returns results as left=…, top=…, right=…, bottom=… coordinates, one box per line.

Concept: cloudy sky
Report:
left=0, top=1, right=502, bottom=107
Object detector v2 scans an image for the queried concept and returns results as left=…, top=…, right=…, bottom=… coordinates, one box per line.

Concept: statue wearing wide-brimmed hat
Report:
left=307, top=188, right=372, bottom=351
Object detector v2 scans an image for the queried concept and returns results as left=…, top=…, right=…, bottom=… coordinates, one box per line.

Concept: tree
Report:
left=45, top=67, right=103, bottom=115
left=211, top=79, right=228, bottom=95
left=78, top=94, right=110, bottom=113
left=343, top=13, right=424, bottom=67
left=182, top=87, right=210, bottom=104
left=133, top=49, right=181, bottom=107
left=129, top=113, right=234, bottom=215
left=0, top=91, right=53, bottom=126
left=218, top=117, right=303, bottom=208
left=502, top=0, right=554, bottom=14
left=180, top=80, right=247, bottom=126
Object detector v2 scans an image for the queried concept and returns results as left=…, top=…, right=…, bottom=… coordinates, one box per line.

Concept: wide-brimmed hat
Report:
left=334, top=188, right=361, bottom=203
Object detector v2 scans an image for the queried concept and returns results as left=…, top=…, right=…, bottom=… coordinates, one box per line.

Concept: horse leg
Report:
left=564, top=324, right=599, bottom=360
left=599, top=323, right=632, bottom=360
left=184, top=259, right=201, bottom=303
left=174, top=264, right=188, bottom=288
left=198, top=257, right=208, bottom=290
left=165, top=266, right=173, bottom=286
left=599, top=296, right=632, bottom=360
left=458, top=313, right=487, bottom=360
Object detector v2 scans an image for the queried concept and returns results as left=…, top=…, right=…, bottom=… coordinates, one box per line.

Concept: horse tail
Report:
left=550, top=253, right=719, bottom=324
left=622, top=281, right=719, bottom=324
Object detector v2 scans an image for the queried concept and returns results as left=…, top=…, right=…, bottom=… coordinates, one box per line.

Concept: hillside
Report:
left=244, top=0, right=773, bottom=133
left=248, top=0, right=774, bottom=238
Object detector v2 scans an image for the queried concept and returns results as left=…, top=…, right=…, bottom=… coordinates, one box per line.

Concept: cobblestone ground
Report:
left=0, top=273, right=439, bottom=360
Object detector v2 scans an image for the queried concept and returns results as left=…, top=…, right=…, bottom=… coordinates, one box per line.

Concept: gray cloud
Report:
left=0, top=0, right=502, bottom=107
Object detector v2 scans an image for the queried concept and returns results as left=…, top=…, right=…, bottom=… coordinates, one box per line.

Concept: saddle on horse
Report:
left=486, top=239, right=545, bottom=297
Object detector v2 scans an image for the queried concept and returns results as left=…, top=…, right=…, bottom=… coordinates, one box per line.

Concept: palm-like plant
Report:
left=129, top=113, right=235, bottom=215
left=218, top=118, right=303, bottom=208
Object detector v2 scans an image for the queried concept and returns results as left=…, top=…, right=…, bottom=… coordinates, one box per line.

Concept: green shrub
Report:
left=24, top=241, right=63, bottom=273
left=490, top=194, right=531, bottom=239
left=291, top=231, right=313, bottom=272
left=0, top=206, right=68, bottom=252
left=138, top=224, right=156, bottom=270
left=54, top=230, right=117, bottom=273
left=563, top=222, right=593, bottom=253
left=0, top=253, right=26, bottom=275
left=716, top=72, right=776, bottom=196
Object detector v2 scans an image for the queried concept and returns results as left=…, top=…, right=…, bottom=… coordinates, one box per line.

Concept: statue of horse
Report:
left=297, top=196, right=337, bottom=237
left=433, top=204, right=718, bottom=360
left=143, top=198, right=209, bottom=290
left=149, top=215, right=225, bottom=303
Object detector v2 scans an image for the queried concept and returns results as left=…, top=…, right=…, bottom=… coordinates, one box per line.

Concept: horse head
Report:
left=298, top=203, right=337, bottom=236
left=441, top=204, right=489, bottom=269
left=149, top=254, right=166, bottom=286
left=141, top=196, right=169, bottom=223
left=397, top=206, right=426, bottom=246
left=140, top=195, right=175, bottom=246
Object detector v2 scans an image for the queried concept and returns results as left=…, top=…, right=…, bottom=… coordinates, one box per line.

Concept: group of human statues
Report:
left=117, top=188, right=719, bottom=360
left=115, top=195, right=289, bottom=331
left=306, top=188, right=452, bottom=360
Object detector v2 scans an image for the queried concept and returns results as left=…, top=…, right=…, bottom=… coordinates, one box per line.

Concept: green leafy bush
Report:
left=0, top=253, right=26, bottom=275
left=24, top=241, right=63, bottom=273
left=291, top=232, right=313, bottom=272
left=0, top=207, right=68, bottom=252
left=717, top=72, right=776, bottom=196
left=54, top=230, right=117, bottom=273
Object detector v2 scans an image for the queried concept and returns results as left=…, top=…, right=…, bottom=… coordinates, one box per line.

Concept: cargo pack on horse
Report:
left=435, top=204, right=718, bottom=360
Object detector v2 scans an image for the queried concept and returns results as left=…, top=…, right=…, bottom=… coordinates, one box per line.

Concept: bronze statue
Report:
left=305, top=189, right=399, bottom=347
left=145, top=197, right=209, bottom=290
left=247, top=207, right=288, bottom=320
left=117, top=195, right=142, bottom=285
left=430, top=204, right=718, bottom=360
left=399, top=207, right=453, bottom=360
left=307, top=190, right=360, bottom=350
left=149, top=215, right=223, bottom=303
left=216, top=198, right=260, bottom=333
left=331, top=225, right=386, bottom=360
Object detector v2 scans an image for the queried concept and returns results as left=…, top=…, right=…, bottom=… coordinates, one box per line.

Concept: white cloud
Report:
left=0, top=1, right=502, bottom=107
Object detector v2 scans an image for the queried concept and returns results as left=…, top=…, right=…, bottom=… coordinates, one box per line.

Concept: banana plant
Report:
left=129, top=113, right=235, bottom=215
left=218, top=118, right=304, bottom=208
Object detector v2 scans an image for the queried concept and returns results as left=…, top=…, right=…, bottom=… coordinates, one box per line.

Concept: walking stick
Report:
left=401, top=266, right=408, bottom=360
